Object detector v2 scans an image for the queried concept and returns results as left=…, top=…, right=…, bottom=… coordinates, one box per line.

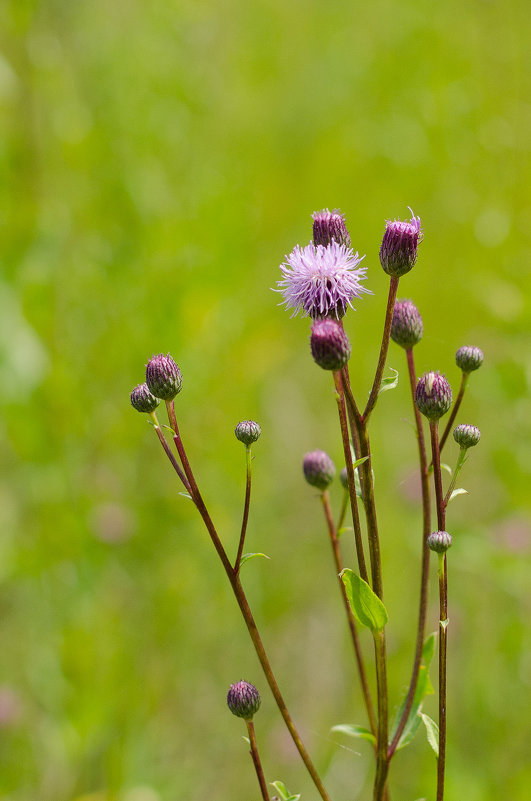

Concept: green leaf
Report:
left=440, top=462, right=452, bottom=475
left=389, top=632, right=437, bottom=750
left=340, top=569, right=388, bottom=631
left=178, top=492, right=193, bottom=500
left=271, top=781, right=300, bottom=801
left=378, top=367, right=399, bottom=395
left=239, top=552, right=270, bottom=568
left=419, top=712, right=439, bottom=756
left=331, top=723, right=376, bottom=746
left=352, top=456, right=369, bottom=470
left=448, top=487, right=468, bottom=503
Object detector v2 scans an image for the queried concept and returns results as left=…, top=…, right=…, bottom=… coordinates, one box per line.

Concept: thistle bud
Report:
left=310, top=319, right=351, bottom=371
left=145, top=354, right=183, bottom=400
left=340, top=467, right=349, bottom=489
left=415, top=371, right=452, bottom=420
left=453, top=424, right=481, bottom=449
left=227, top=681, right=261, bottom=720
left=235, top=420, right=261, bottom=445
left=455, top=346, right=484, bottom=373
left=390, top=299, right=423, bottom=349
left=427, top=530, right=453, bottom=553
left=379, top=209, right=422, bottom=277
left=312, top=209, right=351, bottom=248
left=303, top=450, right=335, bottom=491
left=130, top=383, right=161, bottom=413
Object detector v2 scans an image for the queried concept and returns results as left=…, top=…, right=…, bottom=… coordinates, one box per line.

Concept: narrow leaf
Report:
left=178, top=492, right=193, bottom=500
left=390, top=633, right=437, bottom=750
left=419, top=712, right=439, bottom=756
left=239, top=552, right=270, bottom=568
left=448, top=487, right=468, bottom=503
left=331, top=723, right=376, bottom=746
left=270, top=781, right=300, bottom=801
left=378, top=367, right=399, bottom=395
left=340, top=569, right=388, bottom=631
left=352, top=456, right=369, bottom=469
left=440, top=462, right=452, bottom=475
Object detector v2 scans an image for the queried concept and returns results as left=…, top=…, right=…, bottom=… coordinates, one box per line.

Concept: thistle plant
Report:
left=130, top=206, right=483, bottom=801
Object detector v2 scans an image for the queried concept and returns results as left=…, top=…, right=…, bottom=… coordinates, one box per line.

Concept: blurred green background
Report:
left=1, top=0, right=530, bottom=799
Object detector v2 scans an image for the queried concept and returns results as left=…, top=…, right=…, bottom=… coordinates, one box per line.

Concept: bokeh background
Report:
left=1, top=1, right=530, bottom=799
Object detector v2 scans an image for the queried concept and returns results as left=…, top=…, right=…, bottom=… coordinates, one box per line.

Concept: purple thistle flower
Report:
left=379, top=208, right=422, bottom=277
left=312, top=209, right=351, bottom=248
left=276, top=240, right=369, bottom=319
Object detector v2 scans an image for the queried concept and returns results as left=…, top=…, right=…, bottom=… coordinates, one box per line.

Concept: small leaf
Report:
left=440, top=618, right=449, bottom=630
left=239, top=552, right=271, bottom=568
left=270, top=781, right=300, bottom=801
left=378, top=367, right=399, bottom=395
left=419, top=712, right=439, bottom=756
left=440, top=462, right=452, bottom=475
left=178, top=492, right=193, bottom=500
left=337, top=526, right=353, bottom=539
left=340, top=569, right=388, bottom=631
left=448, top=487, right=468, bottom=503
left=352, top=456, right=369, bottom=470
left=389, top=632, right=437, bottom=750
left=331, top=723, right=376, bottom=746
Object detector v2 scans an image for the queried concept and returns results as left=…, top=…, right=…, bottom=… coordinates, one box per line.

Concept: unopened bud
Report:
left=453, top=424, right=481, bottom=449
left=310, top=319, right=351, bottom=371
left=312, top=209, right=351, bottom=248
left=379, top=209, right=422, bottom=277
left=415, top=371, right=452, bottom=420
left=303, top=450, right=335, bottom=490
left=427, top=530, right=452, bottom=553
left=130, top=383, right=161, bottom=413
left=455, top=346, right=484, bottom=373
left=235, top=420, right=261, bottom=445
left=227, top=681, right=261, bottom=720
left=391, top=299, right=423, bottom=349
left=340, top=467, right=349, bottom=489
left=145, top=354, right=183, bottom=400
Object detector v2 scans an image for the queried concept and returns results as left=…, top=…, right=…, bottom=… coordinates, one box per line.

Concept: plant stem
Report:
left=321, top=491, right=377, bottom=737
left=245, top=719, right=270, bottom=801
left=373, top=629, right=389, bottom=801
left=363, top=276, right=399, bottom=421
left=160, top=401, right=332, bottom=801
left=235, top=445, right=253, bottom=572
left=443, top=447, right=468, bottom=508
left=438, top=373, right=468, bottom=454
left=430, top=421, right=445, bottom=532
left=149, top=412, right=192, bottom=494
left=356, top=419, right=383, bottom=599
left=333, top=370, right=369, bottom=583
left=388, top=348, right=431, bottom=758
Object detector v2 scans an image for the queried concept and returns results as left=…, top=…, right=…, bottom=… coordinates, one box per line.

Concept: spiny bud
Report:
left=391, top=299, right=423, bottom=349
left=415, top=371, right=452, bottom=420
left=130, top=383, right=161, bottom=413
left=235, top=420, right=261, bottom=445
left=227, top=681, right=261, bottom=720
left=340, top=467, right=349, bottom=489
left=312, top=209, right=351, bottom=248
left=453, top=424, right=481, bottom=449
left=379, top=209, right=422, bottom=277
left=145, top=354, right=183, bottom=400
left=310, top=319, right=351, bottom=371
left=455, top=346, right=484, bottom=373
left=303, top=450, right=335, bottom=491
left=427, top=530, right=452, bottom=553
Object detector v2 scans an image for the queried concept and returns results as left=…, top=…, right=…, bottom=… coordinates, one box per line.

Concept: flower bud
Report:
left=340, top=467, right=349, bottom=489
left=427, top=530, right=452, bottom=553
left=303, top=450, right=335, bottom=491
left=130, top=383, right=161, bottom=413
left=379, top=209, right=422, bottom=277
left=390, top=299, right=423, bottom=349
left=145, top=354, right=183, bottom=400
left=235, top=420, right=261, bottom=445
left=312, top=209, right=351, bottom=248
left=227, top=680, right=261, bottom=720
left=415, top=371, right=452, bottom=420
left=453, top=424, right=481, bottom=449
left=455, top=346, right=484, bottom=374
left=310, top=319, right=351, bottom=371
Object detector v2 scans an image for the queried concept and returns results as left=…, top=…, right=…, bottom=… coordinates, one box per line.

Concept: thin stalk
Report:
left=430, top=421, right=446, bottom=532
left=149, top=412, right=192, bottom=495
left=235, top=445, right=253, bottom=572
left=443, top=447, right=468, bottom=508
left=363, top=276, right=399, bottom=421
left=321, top=491, right=377, bottom=737
left=333, top=370, right=369, bottom=583
left=161, top=401, right=332, bottom=801
left=356, top=419, right=383, bottom=599
left=245, top=719, right=270, bottom=801
left=438, top=373, right=468, bottom=454
left=373, top=629, right=389, bottom=801
left=388, top=348, right=431, bottom=757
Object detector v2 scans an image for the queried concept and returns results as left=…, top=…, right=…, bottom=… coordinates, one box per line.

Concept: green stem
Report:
left=443, top=447, right=468, bottom=508
left=235, top=445, right=253, bottom=572
left=363, top=276, right=399, bottom=421
left=373, top=629, right=389, bottom=801
left=438, top=373, right=468, bottom=454
left=149, top=411, right=192, bottom=495
left=245, top=719, right=270, bottom=801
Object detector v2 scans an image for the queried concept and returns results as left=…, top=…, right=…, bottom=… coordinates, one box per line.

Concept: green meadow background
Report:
left=1, top=1, right=530, bottom=799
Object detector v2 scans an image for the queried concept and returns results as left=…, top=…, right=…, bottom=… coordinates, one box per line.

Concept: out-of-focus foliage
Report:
left=0, top=1, right=529, bottom=799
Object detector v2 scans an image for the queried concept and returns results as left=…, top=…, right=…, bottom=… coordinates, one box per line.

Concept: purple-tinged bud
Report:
left=303, top=450, right=335, bottom=491
left=379, top=209, right=422, bottom=277
left=145, top=354, right=183, bottom=400
left=235, top=420, right=261, bottom=445
left=415, top=372, right=453, bottom=420
left=312, top=209, right=351, bottom=248
left=130, top=383, right=161, bottom=413
left=390, top=299, right=423, bottom=349
left=455, top=346, right=484, bottom=374
left=453, top=424, right=481, bottom=449
left=310, top=319, right=351, bottom=371
left=227, top=681, right=261, bottom=720
left=340, top=467, right=349, bottom=489
left=427, top=530, right=452, bottom=553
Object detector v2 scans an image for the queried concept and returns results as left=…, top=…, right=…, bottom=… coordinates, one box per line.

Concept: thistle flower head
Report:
left=415, top=371, right=453, bottom=420
left=310, top=319, right=351, bottom=371
left=235, top=420, right=261, bottom=445
left=277, top=240, right=369, bottom=319
left=453, top=423, right=481, bottom=449
left=391, top=298, right=423, bottom=349
left=303, top=449, right=336, bottom=491
left=427, top=530, right=453, bottom=553
left=312, top=208, right=351, bottom=248
left=226, top=680, right=261, bottom=720
left=455, top=345, right=484, bottom=373
left=379, top=208, right=422, bottom=277
left=145, top=353, right=183, bottom=401
left=130, top=383, right=160, bottom=413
